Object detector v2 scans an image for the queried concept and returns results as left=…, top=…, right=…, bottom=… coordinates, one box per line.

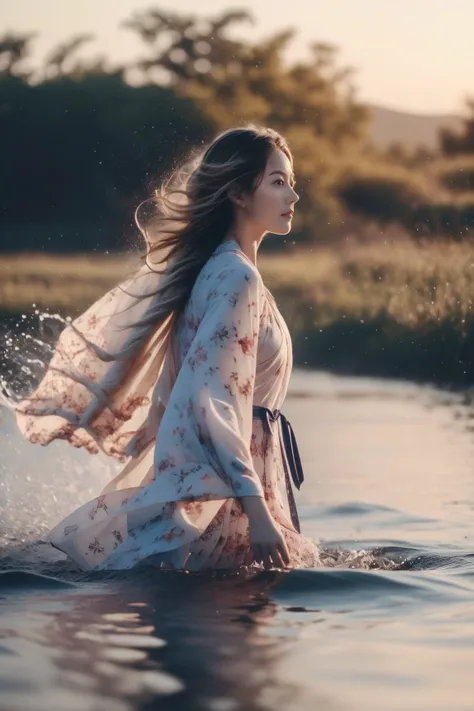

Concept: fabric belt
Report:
left=252, top=405, right=304, bottom=532
left=252, top=406, right=304, bottom=490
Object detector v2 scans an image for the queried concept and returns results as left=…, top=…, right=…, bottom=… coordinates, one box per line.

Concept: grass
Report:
left=0, top=252, right=137, bottom=314
left=261, top=239, right=474, bottom=384
left=261, top=238, right=474, bottom=331
left=3, top=239, right=474, bottom=384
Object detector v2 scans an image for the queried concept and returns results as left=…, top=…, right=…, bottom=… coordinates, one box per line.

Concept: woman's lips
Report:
left=281, top=210, right=294, bottom=217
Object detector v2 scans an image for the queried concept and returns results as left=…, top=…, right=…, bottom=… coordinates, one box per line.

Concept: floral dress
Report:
left=16, top=238, right=319, bottom=571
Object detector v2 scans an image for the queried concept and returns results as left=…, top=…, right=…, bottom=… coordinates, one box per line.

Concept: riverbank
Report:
left=2, top=240, right=474, bottom=386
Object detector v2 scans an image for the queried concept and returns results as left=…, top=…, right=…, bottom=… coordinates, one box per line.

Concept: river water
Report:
left=1, top=368, right=474, bottom=710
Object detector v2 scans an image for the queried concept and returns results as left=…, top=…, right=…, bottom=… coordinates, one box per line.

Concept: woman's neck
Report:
left=222, top=232, right=263, bottom=267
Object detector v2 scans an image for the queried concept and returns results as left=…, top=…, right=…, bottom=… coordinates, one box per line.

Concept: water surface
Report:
left=2, top=369, right=474, bottom=710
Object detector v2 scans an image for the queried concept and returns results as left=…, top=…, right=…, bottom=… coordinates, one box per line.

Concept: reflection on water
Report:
left=3, top=562, right=474, bottom=711
left=0, top=570, right=308, bottom=711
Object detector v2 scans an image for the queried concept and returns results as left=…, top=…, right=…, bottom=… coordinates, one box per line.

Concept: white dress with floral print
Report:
left=29, top=239, right=319, bottom=570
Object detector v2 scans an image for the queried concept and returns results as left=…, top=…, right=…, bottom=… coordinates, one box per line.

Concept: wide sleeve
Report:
left=154, top=260, right=265, bottom=500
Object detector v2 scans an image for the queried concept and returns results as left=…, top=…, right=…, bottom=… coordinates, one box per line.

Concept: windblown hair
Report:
left=102, top=124, right=292, bottom=366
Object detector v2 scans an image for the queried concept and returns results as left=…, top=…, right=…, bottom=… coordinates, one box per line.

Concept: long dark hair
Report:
left=108, top=124, right=292, bottom=362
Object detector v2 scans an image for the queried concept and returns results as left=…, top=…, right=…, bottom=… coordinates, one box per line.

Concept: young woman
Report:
left=15, top=125, right=320, bottom=572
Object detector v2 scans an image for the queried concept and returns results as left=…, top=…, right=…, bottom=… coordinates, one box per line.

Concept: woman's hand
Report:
left=240, top=496, right=291, bottom=569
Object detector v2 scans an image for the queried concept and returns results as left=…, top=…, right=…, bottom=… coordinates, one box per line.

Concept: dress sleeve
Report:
left=155, top=259, right=265, bottom=500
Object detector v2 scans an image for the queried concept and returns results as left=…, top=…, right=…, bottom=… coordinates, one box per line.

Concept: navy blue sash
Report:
left=252, top=405, right=304, bottom=532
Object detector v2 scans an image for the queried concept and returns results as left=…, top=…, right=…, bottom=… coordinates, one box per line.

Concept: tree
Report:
left=440, top=98, right=474, bottom=156
left=43, top=34, right=101, bottom=80
left=0, top=31, right=35, bottom=79
left=0, top=71, right=209, bottom=250
left=123, top=8, right=370, bottom=242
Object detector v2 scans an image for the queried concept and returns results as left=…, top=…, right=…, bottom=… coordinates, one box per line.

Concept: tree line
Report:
left=1, top=7, right=474, bottom=252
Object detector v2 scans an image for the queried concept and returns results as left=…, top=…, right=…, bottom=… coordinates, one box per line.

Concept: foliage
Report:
left=439, top=98, right=474, bottom=156
left=335, top=163, right=430, bottom=225
left=2, top=10, right=474, bottom=250
left=432, top=155, right=474, bottom=194
left=0, top=69, right=209, bottom=250
left=124, top=9, right=370, bottom=240
left=0, top=10, right=371, bottom=250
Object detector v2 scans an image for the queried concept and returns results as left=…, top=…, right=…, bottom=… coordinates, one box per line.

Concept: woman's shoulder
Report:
left=204, top=248, right=261, bottom=286
left=190, top=249, right=264, bottom=314
left=197, top=250, right=261, bottom=287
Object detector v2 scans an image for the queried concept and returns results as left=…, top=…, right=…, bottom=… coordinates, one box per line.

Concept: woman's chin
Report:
left=271, top=223, right=293, bottom=236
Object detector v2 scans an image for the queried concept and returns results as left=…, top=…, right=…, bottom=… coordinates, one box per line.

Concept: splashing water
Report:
left=0, top=308, right=69, bottom=405
left=0, top=310, right=121, bottom=573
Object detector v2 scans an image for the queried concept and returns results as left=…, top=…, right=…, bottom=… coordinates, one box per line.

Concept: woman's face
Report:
left=246, top=148, right=299, bottom=235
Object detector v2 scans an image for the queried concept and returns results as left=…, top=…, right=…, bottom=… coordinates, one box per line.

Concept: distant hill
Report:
left=368, top=104, right=464, bottom=149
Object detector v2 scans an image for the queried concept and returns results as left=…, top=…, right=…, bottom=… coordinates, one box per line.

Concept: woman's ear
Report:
left=227, top=185, right=246, bottom=209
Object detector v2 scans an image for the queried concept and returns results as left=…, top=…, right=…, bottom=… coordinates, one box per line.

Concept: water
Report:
left=2, top=361, right=474, bottom=710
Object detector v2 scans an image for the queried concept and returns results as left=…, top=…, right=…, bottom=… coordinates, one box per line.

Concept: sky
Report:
left=1, top=0, right=473, bottom=116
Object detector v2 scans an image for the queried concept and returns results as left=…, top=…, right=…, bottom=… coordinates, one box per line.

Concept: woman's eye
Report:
left=274, top=179, right=284, bottom=185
